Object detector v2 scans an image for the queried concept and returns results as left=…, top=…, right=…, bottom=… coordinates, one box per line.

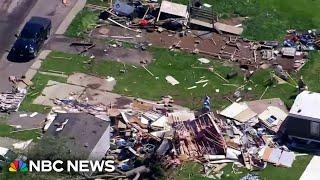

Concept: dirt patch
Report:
left=105, top=47, right=153, bottom=65
left=67, top=73, right=116, bottom=91
left=115, top=96, right=134, bottom=108
left=87, top=83, right=101, bottom=89
left=47, top=35, right=154, bottom=66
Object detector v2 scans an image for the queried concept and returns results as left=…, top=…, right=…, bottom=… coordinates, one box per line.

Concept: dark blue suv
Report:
left=9, top=16, right=51, bottom=61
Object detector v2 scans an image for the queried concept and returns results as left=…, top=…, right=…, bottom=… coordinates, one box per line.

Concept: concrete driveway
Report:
left=0, top=0, right=80, bottom=92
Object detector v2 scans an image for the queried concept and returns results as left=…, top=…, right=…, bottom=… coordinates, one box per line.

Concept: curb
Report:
left=55, top=0, right=87, bottom=35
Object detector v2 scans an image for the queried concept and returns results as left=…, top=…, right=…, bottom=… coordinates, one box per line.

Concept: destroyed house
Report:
left=282, top=91, right=320, bottom=151
left=45, top=113, right=111, bottom=160
left=173, top=113, right=226, bottom=156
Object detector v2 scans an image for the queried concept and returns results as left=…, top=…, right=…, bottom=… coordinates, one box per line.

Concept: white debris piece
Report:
left=29, top=112, right=38, bottom=118
left=19, top=114, right=28, bottom=118
left=106, top=76, right=115, bottom=82
left=196, top=79, right=209, bottom=84
left=165, top=75, right=179, bottom=85
left=187, top=86, right=197, bottom=90
left=198, top=58, right=210, bottom=64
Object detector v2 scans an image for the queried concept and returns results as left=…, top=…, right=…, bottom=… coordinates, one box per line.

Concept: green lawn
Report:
left=65, top=9, right=98, bottom=38
left=39, top=50, right=245, bottom=109
left=174, top=155, right=312, bottom=180
left=171, top=0, right=320, bottom=40
left=298, top=51, right=320, bottom=92
left=36, top=49, right=320, bottom=110
left=0, top=115, right=40, bottom=141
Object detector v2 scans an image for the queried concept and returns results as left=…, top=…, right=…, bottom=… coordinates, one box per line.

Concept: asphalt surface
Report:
left=0, top=0, right=77, bottom=92
left=0, top=0, right=36, bottom=91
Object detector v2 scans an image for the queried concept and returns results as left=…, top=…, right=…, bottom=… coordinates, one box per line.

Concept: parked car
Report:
left=9, top=16, right=51, bottom=60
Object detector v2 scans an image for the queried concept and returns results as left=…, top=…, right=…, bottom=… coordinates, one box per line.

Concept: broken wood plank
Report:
left=70, top=42, right=93, bottom=46
left=214, top=71, right=229, bottom=83
left=142, top=65, right=154, bottom=76
left=79, top=44, right=96, bottom=54
left=259, top=86, right=269, bottom=100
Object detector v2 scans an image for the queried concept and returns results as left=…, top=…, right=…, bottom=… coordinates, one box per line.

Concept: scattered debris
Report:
left=187, top=86, right=197, bottom=90
left=0, top=88, right=27, bottom=112
left=142, top=65, right=154, bottom=76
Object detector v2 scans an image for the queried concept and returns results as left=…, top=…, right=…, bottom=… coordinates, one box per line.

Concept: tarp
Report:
left=113, top=0, right=134, bottom=16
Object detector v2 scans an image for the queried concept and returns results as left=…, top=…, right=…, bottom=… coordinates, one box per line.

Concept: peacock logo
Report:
left=9, top=160, right=28, bottom=173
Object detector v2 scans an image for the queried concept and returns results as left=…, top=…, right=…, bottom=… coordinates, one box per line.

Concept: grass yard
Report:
left=174, top=155, right=312, bottom=180
left=0, top=115, right=40, bottom=141
left=298, top=51, right=320, bottom=92
left=231, top=0, right=320, bottom=40
left=39, top=50, right=245, bottom=110
left=170, top=0, right=320, bottom=40
left=65, top=9, right=98, bottom=38
left=35, top=48, right=320, bottom=110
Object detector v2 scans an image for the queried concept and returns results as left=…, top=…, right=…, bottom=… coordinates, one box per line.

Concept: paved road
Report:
left=0, top=0, right=77, bottom=92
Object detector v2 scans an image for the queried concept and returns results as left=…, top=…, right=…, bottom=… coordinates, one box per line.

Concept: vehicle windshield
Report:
left=20, top=23, right=39, bottom=39
left=4, top=150, right=17, bottom=162
left=20, top=29, right=37, bottom=39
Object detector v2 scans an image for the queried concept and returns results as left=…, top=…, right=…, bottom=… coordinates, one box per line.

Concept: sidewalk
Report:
left=300, top=156, right=319, bottom=180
